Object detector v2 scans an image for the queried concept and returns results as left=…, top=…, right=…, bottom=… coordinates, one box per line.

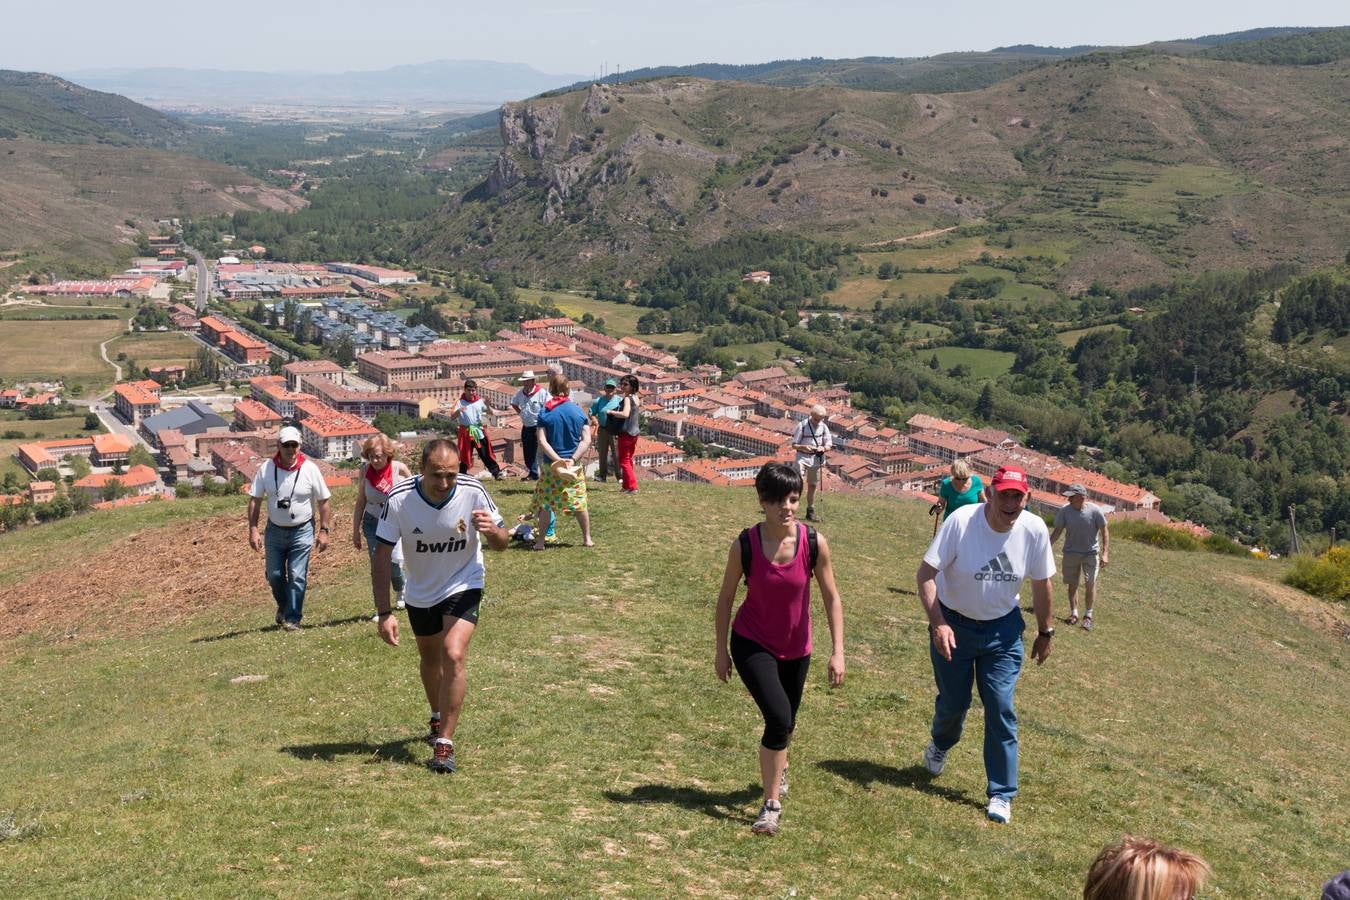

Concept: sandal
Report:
left=1066, top=612, right=1079, bottom=625
left=1082, top=614, right=1093, bottom=632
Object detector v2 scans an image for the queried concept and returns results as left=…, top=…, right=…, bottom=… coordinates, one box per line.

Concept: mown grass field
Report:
left=106, top=331, right=200, bottom=369
left=0, top=483, right=1345, bottom=897
left=0, top=318, right=123, bottom=390
left=927, top=347, right=1017, bottom=380
left=1055, top=323, right=1127, bottom=348
left=0, top=412, right=95, bottom=482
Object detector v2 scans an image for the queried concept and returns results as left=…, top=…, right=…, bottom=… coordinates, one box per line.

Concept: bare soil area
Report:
left=2, top=512, right=364, bottom=644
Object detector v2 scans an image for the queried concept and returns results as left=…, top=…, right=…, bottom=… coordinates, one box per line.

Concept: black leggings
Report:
left=731, top=631, right=810, bottom=751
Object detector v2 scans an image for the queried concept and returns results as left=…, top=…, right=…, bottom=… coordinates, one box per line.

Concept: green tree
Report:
left=83, top=412, right=100, bottom=430
left=975, top=383, right=996, bottom=420
left=69, top=455, right=91, bottom=480
left=129, top=444, right=158, bottom=469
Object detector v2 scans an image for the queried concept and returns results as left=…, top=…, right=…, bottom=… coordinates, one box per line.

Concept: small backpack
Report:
left=739, top=524, right=818, bottom=584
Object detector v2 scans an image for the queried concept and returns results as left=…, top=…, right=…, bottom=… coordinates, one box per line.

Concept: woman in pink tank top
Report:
left=714, top=462, right=845, bottom=836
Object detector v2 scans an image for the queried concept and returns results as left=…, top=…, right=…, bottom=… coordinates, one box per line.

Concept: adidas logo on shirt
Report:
left=412, top=527, right=424, bottom=534
left=974, top=551, right=1019, bottom=582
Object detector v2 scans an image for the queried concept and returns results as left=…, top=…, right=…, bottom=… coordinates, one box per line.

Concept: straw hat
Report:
left=551, top=459, right=581, bottom=483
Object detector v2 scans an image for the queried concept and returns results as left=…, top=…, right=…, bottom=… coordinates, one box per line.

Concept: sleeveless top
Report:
left=362, top=464, right=399, bottom=518
left=731, top=523, right=813, bottom=659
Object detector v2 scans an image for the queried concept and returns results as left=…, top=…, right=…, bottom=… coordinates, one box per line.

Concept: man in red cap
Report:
left=914, top=464, right=1056, bottom=825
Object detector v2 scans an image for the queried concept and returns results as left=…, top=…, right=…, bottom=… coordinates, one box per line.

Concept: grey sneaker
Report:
left=987, top=796, right=1011, bottom=824
left=283, top=622, right=301, bottom=632
left=751, top=800, right=782, bottom=835
left=923, top=740, right=948, bottom=776
left=778, top=766, right=789, bottom=800
left=429, top=738, right=456, bottom=774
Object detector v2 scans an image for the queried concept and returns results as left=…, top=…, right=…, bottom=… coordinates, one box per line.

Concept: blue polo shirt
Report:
left=538, top=399, right=587, bottom=460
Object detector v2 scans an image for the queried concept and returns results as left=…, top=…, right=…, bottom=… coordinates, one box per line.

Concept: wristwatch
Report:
left=1038, top=627, right=1055, bottom=638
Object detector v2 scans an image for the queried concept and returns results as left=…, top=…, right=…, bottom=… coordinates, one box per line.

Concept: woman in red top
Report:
left=714, top=462, right=845, bottom=836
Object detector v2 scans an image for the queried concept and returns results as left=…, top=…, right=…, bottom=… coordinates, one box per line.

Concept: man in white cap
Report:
left=510, top=370, right=548, bottom=480
left=246, top=425, right=332, bottom=631
left=1049, top=483, right=1109, bottom=631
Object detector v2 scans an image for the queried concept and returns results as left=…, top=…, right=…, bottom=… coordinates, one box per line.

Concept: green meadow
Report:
left=0, top=483, right=1345, bottom=897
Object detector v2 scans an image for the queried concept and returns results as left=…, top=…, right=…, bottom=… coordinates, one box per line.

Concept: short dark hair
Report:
left=755, top=462, right=802, bottom=503
left=420, top=438, right=458, bottom=467
left=620, top=374, right=640, bottom=393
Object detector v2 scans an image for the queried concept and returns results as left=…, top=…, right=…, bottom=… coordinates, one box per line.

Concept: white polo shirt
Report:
left=249, top=458, right=331, bottom=527
left=923, top=502, right=1055, bottom=620
left=792, top=417, right=833, bottom=469
left=375, top=475, right=505, bottom=606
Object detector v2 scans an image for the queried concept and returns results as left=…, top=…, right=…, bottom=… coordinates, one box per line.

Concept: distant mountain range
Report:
left=60, top=61, right=587, bottom=110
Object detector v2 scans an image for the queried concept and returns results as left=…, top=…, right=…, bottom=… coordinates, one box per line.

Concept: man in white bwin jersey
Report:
left=372, top=439, right=509, bottom=774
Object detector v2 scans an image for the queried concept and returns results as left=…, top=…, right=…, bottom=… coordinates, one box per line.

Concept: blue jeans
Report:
left=265, top=520, right=314, bottom=624
left=521, top=425, right=540, bottom=478
left=362, top=513, right=404, bottom=593
left=929, top=604, right=1025, bottom=800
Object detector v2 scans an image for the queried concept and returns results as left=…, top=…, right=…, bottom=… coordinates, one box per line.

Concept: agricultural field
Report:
left=926, top=346, right=1016, bottom=379
left=0, top=318, right=124, bottom=392
left=106, top=331, right=200, bottom=369
left=1055, top=323, right=1127, bottom=348
left=527, top=289, right=645, bottom=336
left=0, top=411, right=94, bottom=482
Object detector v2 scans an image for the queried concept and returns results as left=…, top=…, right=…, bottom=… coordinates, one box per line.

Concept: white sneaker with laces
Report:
left=923, top=740, right=948, bottom=776
left=987, top=796, right=1012, bottom=824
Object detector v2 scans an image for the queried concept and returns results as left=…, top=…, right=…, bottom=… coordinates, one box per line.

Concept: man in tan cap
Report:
left=510, top=370, right=547, bottom=480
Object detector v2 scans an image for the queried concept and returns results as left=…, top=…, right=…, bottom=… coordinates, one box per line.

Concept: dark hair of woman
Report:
left=755, top=462, right=803, bottom=504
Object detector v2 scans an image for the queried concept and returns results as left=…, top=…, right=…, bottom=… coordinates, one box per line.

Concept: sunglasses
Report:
left=281, top=442, right=299, bottom=449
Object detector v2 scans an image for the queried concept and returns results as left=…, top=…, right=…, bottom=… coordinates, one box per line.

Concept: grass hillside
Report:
left=423, top=52, right=1350, bottom=288
left=0, top=71, right=306, bottom=263
left=0, top=482, right=1346, bottom=897
left=0, top=71, right=189, bottom=146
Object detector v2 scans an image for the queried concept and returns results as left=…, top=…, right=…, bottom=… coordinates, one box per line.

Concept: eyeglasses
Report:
left=281, top=442, right=299, bottom=449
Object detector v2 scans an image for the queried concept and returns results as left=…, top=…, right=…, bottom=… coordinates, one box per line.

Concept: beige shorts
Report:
left=1062, top=551, right=1099, bottom=586
left=798, top=460, right=822, bottom=486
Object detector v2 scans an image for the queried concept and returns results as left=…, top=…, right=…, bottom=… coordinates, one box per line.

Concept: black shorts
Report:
left=406, top=588, right=482, bottom=636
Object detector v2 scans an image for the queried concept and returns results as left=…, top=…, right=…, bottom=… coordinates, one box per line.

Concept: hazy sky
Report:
left=4, top=0, right=1345, bottom=75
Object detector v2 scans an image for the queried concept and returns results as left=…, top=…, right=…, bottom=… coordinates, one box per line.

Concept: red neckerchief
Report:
left=364, top=460, right=394, bottom=495
left=521, top=384, right=541, bottom=397
left=544, top=396, right=568, bottom=411
left=273, top=450, right=306, bottom=471
left=460, top=392, right=480, bottom=405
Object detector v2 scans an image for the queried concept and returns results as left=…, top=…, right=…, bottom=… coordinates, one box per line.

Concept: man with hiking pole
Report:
left=791, top=405, right=832, bottom=522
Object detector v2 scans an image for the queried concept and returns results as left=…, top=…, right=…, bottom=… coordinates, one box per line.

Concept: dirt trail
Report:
left=1, top=512, right=364, bottom=645
left=861, top=225, right=961, bottom=248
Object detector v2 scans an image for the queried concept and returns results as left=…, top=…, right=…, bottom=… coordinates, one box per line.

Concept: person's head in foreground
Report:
left=1083, top=836, right=1210, bottom=900
left=755, top=462, right=803, bottom=525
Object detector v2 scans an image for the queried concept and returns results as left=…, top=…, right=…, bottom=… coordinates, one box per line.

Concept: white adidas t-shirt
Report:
left=375, top=475, right=505, bottom=607
left=923, top=502, right=1056, bottom=621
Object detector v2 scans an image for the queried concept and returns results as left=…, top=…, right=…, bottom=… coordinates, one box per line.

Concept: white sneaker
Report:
left=923, top=740, right=948, bottom=776
left=987, top=796, right=1011, bottom=824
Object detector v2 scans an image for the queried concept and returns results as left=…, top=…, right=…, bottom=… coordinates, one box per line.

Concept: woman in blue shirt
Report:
left=532, top=374, right=594, bottom=549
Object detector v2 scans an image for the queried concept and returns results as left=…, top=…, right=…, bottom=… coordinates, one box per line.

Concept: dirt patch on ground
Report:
left=1222, top=572, right=1350, bottom=642
left=0, top=513, right=363, bottom=645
